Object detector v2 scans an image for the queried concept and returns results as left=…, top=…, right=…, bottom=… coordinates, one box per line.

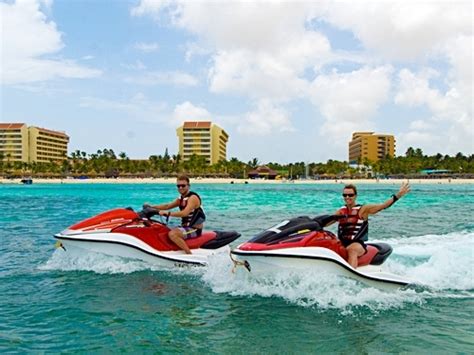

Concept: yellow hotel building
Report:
left=0, top=123, right=69, bottom=163
left=349, top=132, right=395, bottom=163
left=176, top=121, right=228, bottom=165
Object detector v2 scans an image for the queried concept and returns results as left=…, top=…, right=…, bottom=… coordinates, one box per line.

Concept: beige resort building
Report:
left=349, top=132, right=395, bottom=164
left=176, top=121, right=228, bottom=165
left=0, top=123, right=69, bottom=163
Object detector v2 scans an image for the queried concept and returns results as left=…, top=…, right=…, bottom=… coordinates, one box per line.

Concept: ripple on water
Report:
left=1, top=183, right=473, bottom=352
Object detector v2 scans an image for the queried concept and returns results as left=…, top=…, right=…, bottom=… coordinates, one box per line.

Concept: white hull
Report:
left=231, top=247, right=411, bottom=291
left=55, top=232, right=228, bottom=267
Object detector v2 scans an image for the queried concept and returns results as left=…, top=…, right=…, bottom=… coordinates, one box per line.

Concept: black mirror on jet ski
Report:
left=138, top=204, right=160, bottom=219
left=139, top=204, right=171, bottom=224
left=312, top=214, right=345, bottom=227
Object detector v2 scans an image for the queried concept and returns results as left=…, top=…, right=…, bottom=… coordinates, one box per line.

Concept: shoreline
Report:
left=1, top=177, right=473, bottom=185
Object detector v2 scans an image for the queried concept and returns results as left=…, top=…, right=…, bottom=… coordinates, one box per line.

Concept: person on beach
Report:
left=332, top=182, right=411, bottom=268
left=146, top=175, right=206, bottom=254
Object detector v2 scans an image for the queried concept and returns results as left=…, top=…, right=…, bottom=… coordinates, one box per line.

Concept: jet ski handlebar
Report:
left=312, top=214, right=345, bottom=227
left=138, top=204, right=170, bottom=224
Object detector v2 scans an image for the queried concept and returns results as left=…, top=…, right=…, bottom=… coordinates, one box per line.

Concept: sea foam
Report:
left=201, top=231, right=473, bottom=310
left=40, top=231, right=473, bottom=311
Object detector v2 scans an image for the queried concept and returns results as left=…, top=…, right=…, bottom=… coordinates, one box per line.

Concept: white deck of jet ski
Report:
left=231, top=246, right=411, bottom=291
left=55, top=231, right=227, bottom=267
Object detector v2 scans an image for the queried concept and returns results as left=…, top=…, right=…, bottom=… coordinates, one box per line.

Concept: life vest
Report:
left=337, top=204, right=368, bottom=242
left=178, top=191, right=206, bottom=228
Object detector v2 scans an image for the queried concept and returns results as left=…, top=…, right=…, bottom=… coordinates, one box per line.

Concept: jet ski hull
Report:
left=231, top=247, right=411, bottom=291
left=53, top=208, right=240, bottom=267
left=55, top=232, right=229, bottom=266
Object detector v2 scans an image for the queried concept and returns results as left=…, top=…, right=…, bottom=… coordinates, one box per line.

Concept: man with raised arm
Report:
left=333, top=182, right=410, bottom=268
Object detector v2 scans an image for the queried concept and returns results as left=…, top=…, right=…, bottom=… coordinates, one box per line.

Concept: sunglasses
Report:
left=342, top=193, right=355, bottom=198
left=176, top=184, right=188, bottom=188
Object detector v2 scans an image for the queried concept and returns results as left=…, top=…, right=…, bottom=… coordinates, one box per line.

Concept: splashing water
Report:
left=40, top=230, right=473, bottom=313
left=3, top=183, right=473, bottom=353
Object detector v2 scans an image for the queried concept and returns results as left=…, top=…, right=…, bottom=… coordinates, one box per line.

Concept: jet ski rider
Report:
left=331, top=182, right=410, bottom=268
left=147, top=175, right=206, bottom=254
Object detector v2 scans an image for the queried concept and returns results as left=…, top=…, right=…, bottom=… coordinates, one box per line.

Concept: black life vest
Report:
left=337, top=204, right=368, bottom=242
left=179, top=191, right=206, bottom=228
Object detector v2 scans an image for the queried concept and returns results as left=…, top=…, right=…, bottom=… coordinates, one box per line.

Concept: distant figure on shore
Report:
left=145, top=175, right=206, bottom=254
left=329, top=182, right=411, bottom=268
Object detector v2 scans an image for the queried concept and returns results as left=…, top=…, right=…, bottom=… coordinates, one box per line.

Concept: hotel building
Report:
left=348, top=132, right=395, bottom=163
left=176, top=121, right=229, bottom=165
left=0, top=123, right=69, bottom=163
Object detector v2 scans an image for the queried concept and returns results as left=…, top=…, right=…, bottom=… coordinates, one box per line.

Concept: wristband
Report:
left=391, top=194, right=399, bottom=202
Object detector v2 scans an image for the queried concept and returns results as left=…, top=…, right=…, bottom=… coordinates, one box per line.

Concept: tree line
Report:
left=0, top=147, right=473, bottom=179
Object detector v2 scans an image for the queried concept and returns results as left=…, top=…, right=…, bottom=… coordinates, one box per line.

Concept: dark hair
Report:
left=343, top=184, right=357, bottom=195
left=177, top=175, right=190, bottom=184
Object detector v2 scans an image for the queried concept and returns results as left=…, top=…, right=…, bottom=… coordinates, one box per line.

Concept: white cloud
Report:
left=130, top=0, right=174, bottom=18
left=442, top=35, right=473, bottom=126
left=130, top=0, right=472, bottom=157
left=397, top=129, right=441, bottom=155
left=79, top=93, right=167, bottom=122
left=134, top=42, right=160, bottom=53
left=395, top=68, right=441, bottom=107
left=133, top=1, right=321, bottom=49
left=409, top=120, right=433, bottom=131
left=309, top=66, right=392, bottom=145
left=237, top=100, right=295, bottom=136
left=183, top=42, right=211, bottom=62
left=208, top=30, right=329, bottom=99
left=133, top=0, right=331, bottom=101
left=395, top=67, right=473, bottom=154
left=124, top=71, right=198, bottom=86
left=153, top=2, right=331, bottom=99
left=323, top=1, right=472, bottom=61
left=1, top=0, right=101, bottom=85
left=121, top=60, right=147, bottom=71
left=171, top=101, right=212, bottom=126
left=395, top=118, right=439, bottom=155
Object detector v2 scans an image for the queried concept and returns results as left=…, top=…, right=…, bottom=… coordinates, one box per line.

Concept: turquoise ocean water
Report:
left=1, top=182, right=473, bottom=353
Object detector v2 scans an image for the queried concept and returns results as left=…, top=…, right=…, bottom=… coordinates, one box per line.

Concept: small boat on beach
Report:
left=54, top=207, right=240, bottom=267
left=230, top=215, right=412, bottom=291
left=20, top=177, right=33, bottom=185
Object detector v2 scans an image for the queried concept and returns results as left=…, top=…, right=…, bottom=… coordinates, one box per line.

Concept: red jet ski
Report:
left=231, top=215, right=411, bottom=290
left=54, top=207, right=240, bottom=266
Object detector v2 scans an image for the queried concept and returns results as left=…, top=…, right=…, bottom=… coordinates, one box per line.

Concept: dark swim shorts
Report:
left=340, top=238, right=367, bottom=250
left=177, top=227, right=202, bottom=239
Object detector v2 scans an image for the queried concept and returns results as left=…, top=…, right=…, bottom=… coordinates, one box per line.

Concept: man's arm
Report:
left=150, top=199, right=179, bottom=211
left=360, top=182, right=410, bottom=219
left=325, top=209, right=343, bottom=227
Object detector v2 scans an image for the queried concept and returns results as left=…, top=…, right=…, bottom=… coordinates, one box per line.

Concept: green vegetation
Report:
left=0, top=148, right=473, bottom=179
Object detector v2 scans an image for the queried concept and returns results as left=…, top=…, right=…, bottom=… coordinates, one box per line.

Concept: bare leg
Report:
left=169, top=229, right=192, bottom=254
left=346, top=243, right=365, bottom=268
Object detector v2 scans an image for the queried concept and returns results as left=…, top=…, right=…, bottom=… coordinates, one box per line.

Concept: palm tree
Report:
left=405, top=147, right=415, bottom=157
left=248, top=157, right=259, bottom=169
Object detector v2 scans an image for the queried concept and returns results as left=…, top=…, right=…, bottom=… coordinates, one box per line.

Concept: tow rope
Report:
left=229, top=252, right=251, bottom=273
left=54, top=241, right=66, bottom=251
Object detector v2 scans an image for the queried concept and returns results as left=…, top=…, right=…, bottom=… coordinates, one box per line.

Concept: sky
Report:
left=1, top=0, right=472, bottom=163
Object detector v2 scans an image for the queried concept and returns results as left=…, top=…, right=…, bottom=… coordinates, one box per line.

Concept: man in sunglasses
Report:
left=334, top=182, right=410, bottom=268
left=148, top=175, right=206, bottom=254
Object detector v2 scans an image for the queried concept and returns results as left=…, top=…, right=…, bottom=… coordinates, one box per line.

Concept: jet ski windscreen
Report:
left=248, top=216, right=322, bottom=244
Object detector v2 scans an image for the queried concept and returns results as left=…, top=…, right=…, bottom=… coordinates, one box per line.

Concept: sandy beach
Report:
left=1, top=177, right=473, bottom=185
